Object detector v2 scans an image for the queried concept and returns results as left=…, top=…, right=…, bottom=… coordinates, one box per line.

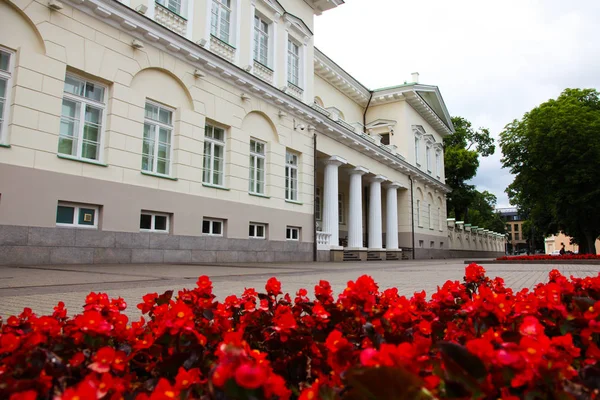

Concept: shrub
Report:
left=1, top=264, right=600, bottom=399
left=498, top=254, right=600, bottom=261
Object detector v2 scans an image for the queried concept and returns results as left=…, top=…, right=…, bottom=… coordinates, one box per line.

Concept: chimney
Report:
left=411, top=72, right=419, bottom=83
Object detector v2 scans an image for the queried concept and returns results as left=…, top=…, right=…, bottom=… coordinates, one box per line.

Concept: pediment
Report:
left=366, top=119, right=397, bottom=129
left=284, top=13, right=313, bottom=41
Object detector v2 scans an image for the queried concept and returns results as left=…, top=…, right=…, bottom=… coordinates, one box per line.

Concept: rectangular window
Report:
left=211, top=0, right=232, bottom=44
left=380, top=133, right=390, bottom=145
left=202, top=218, right=224, bottom=236
left=435, top=151, right=441, bottom=177
left=315, top=187, right=322, bottom=221
left=0, top=48, right=14, bottom=141
left=156, top=0, right=182, bottom=15
left=287, top=39, right=300, bottom=87
left=140, top=211, right=170, bottom=233
left=203, top=124, right=225, bottom=186
left=249, top=139, right=266, bottom=194
left=430, top=241, right=435, bottom=248
left=514, top=232, right=520, bottom=241
left=254, top=15, right=269, bottom=66
left=514, top=224, right=519, bottom=232
left=440, top=242, right=444, bottom=248
left=249, top=222, right=266, bottom=239
left=417, top=199, right=422, bottom=227
left=414, top=137, right=420, bottom=165
left=286, top=226, right=300, bottom=241
left=142, top=101, right=173, bottom=176
left=428, top=203, right=433, bottom=229
left=506, top=224, right=512, bottom=231
left=59, top=75, right=106, bottom=161
left=419, top=240, right=424, bottom=248
left=438, top=207, right=442, bottom=230
left=426, top=145, right=432, bottom=172
left=338, top=193, right=345, bottom=224
left=285, top=151, right=299, bottom=201
left=56, top=202, right=99, bottom=229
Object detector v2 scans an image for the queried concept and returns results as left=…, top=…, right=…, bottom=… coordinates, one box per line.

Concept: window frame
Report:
left=156, top=0, right=184, bottom=17
left=414, top=137, right=420, bottom=166
left=249, top=138, right=266, bottom=195
left=139, top=211, right=170, bottom=233
left=338, top=193, right=345, bottom=224
left=287, top=38, right=301, bottom=88
left=59, top=73, right=108, bottom=162
left=416, top=199, right=422, bottom=227
left=202, top=218, right=224, bottom=236
left=426, top=144, right=432, bottom=173
left=253, top=14, right=270, bottom=67
left=286, top=226, right=300, bottom=241
left=285, top=150, right=299, bottom=201
left=435, top=151, right=441, bottom=177
left=0, top=47, right=15, bottom=144
left=249, top=222, right=266, bottom=239
left=428, top=203, right=433, bottom=229
left=438, top=207, right=442, bottom=231
left=142, top=100, right=174, bottom=177
left=211, top=0, right=232, bottom=44
left=203, top=124, right=226, bottom=187
left=56, top=202, right=99, bottom=229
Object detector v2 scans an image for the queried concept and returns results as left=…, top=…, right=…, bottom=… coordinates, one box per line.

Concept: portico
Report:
left=316, top=155, right=408, bottom=261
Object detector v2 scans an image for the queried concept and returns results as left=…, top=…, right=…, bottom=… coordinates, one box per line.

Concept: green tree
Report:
left=466, top=190, right=506, bottom=233
left=500, top=88, right=600, bottom=253
left=444, top=116, right=496, bottom=222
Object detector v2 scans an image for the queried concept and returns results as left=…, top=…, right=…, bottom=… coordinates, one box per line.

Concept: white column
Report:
left=348, top=167, right=369, bottom=249
left=322, top=156, right=347, bottom=248
left=248, top=1, right=256, bottom=68
left=385, top=182, right=402, bottom=250
left=368, top=175, right=387, bottom=249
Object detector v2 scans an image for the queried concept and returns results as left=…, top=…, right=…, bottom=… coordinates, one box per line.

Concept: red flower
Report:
left=0, top=333, right=20, bottom=354
left=88, top=346, right=127, bottom=373
left=266, top=277, right=282, bottom=296
left=9, top=391, right=37, bottom=400
left=137, top=293, right=158, bottom=314
left=175, top=367, right=202, bottom=390
left=235, top=363, right=267, bottom=389
left=75, top=311, right=113, bottom=334
left=465, top=263, right=486, bottom=283
left=150, top=378, right=179, bottom=400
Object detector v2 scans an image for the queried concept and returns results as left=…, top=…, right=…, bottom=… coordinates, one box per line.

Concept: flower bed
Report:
left=2, top=264, right=600, bottom=399
left=498, top=254, right=600, bottom=261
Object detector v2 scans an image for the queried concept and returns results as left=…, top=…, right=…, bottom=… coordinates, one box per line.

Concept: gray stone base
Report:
left=0, top=225, right=313, bottom=265
left=414, top=248, right=504, bottom=260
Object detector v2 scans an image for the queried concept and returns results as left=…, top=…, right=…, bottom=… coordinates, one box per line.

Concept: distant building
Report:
left=545, top=232, right=600, bottom=255
left=496, top=207, right=528, bottom=254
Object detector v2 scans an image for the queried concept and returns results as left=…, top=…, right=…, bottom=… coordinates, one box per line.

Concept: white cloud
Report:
left=315, top=0, right=600, bottom=208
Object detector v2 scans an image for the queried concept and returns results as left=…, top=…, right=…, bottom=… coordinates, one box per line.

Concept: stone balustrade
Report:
left=446, top=218, right=506, bottom=253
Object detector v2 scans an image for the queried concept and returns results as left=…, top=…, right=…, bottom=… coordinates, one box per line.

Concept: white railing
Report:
left=311, top=102, right=331, bottom=117
left=316, top=231, right=332, bottom=250
left=253, top=60, right=273, bottom=84
left=286, top=83, right=304, bottom=100
left=210, top=35, right=236, bottom=63
left=337, top=119, right=356, bottom=132
left=155, top=3, right=187, bottom=36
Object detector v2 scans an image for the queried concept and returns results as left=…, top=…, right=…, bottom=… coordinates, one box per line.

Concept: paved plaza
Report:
left=0, top=261, right=598, bottom=320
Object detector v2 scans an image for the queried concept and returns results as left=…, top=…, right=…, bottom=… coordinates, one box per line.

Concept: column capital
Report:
left=323, top=155, right=347, bottom=166
left=369, top=175, right=387, bottom=183
left=384, top=181, right=404, bottom=189
left=349, top=166, right=369, bottom=176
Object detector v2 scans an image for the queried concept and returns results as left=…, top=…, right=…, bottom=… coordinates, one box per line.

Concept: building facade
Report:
left=545, top=233, right=600, bottom=255
left=0, top=0, right=504, bottom=265
left=497, top=207, right=527, bottom=254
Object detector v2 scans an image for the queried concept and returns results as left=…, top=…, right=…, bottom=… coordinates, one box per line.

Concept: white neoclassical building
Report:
left=0, top=0, right=505, bottom=264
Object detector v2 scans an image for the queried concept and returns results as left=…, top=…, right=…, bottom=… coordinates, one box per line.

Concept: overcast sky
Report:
left=314, top=0, right=600, bottom=208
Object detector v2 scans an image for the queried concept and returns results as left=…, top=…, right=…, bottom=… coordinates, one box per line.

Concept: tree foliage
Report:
left=500, top=88, right=600, bottom=253
left=444, top=117, right=497, bottom=228
left=466, top=190, right=506, bottom=234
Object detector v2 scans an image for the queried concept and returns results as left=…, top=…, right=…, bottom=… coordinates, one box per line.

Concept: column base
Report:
left=345, top=247, right=367, bottom=251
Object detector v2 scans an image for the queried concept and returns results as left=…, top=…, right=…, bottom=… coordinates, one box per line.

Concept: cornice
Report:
left=61, top=0, right=450, bottom=193
left=314, top=48, right=371, bottom=106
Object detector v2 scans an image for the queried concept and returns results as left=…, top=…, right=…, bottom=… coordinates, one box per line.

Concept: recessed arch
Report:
left=241, top=111, right=279, bottom=143
left=1, top=1, right=46, bottom=54
left=130, top=68, right=194, bottom=111
left=314, top=96, right=324, bottom=107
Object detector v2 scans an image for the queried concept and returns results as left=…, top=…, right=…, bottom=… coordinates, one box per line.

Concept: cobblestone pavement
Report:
left=0, top=261, right=598, bottom=321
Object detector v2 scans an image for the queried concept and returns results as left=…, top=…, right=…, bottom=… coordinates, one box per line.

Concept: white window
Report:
left=286, top=226, right=300, bottom=241
left=140, top=212, right=170, bottom=233
left=56, top=202, right=99, bottom=229
left=142, top=101, right=173, bottom=176
left=338, top=193, right=345, bottom=224
left=203, top=124, right=225, bottom=186
left=249, top=139, right=266, bottom=194
left=417, top=199, right=422, bottom=227
left=435, top=151, right=441, bottom=177
left=59, top=75, right=106, bottom=161
left=428, top=203, right=433, bottom=229
left=202, top=218, right=224, bottom=236
left=287, top=39, right=301, bottom=87
left=414, top=137, right=420, bottom=166
left=254, top=15, right=269, bottom=66
left=315, top=187, right=322, bottom=221
left=285, top=151, right=299, bottom=201
left=211, top=0, right=231, bottom=44
left=249, top=223, right=266, bottom=239
left=156, top=0, right=182, bottom=15
left=438, top=207, right=442, bottom=231
left=426, top=145, right=432, bottom=172
left=0, top=48, right=14, bottom=142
